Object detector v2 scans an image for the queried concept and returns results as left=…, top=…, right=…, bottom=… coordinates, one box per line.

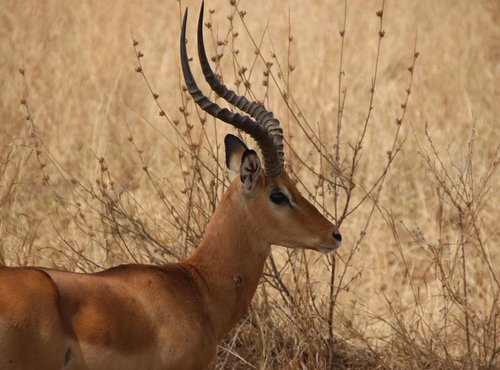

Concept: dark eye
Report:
left=270, top=189, right=288, bottom=205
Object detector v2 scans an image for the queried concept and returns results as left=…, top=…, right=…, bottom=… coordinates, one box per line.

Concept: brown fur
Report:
left=0, top=171, right=340, bottom=369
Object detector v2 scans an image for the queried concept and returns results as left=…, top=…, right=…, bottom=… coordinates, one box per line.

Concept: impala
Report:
left=0, top=3, right=341, bottom=370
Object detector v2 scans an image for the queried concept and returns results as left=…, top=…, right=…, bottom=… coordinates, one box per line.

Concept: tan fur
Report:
left=0, top=171, right=340, bottom=369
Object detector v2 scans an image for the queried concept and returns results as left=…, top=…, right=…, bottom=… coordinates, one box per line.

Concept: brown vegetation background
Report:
left=1, top=0, right=499, bottom=368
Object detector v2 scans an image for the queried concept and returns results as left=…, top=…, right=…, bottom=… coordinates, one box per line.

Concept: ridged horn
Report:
left=180, top=3, right=284, bottom=177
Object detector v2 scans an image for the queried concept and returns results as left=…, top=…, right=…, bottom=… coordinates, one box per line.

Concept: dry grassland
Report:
left=1, top=0, right=499, bottom=368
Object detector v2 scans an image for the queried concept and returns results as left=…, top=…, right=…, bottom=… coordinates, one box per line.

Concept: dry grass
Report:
left=1, top=0, right=499, bottom=368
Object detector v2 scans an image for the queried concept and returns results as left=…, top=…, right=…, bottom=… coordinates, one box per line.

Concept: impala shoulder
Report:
left=0, top=266, right=60, bottom=302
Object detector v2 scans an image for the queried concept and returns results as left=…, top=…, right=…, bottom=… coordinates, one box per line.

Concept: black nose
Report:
left=333, top=232, right=342, bottom=243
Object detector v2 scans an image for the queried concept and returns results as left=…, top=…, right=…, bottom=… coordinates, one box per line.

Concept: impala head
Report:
left=181, top=3, right=342, bottom=253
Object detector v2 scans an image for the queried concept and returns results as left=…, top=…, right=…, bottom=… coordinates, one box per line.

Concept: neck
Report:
left=183, top=183, right=270, bottom=341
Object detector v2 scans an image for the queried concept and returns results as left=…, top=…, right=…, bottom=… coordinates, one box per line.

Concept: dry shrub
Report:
left=1, top=0, right=498, bottom=369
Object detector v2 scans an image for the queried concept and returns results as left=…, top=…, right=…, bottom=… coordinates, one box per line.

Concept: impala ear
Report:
left=225, top=134, right=248, bottom=173
left=239, top=150, right=261, bottom=193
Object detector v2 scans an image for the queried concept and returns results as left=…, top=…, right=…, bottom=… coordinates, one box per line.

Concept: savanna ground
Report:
left=1, top=0, right=499, bottom=368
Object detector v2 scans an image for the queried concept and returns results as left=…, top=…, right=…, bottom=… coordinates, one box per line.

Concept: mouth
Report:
left=314, top=241, right=341, bottom=254
left=279, top=240, right=342, bottom=253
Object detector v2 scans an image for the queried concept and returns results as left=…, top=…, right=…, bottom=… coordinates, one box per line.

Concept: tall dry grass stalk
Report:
left=1, top=0, right=498, bottom=368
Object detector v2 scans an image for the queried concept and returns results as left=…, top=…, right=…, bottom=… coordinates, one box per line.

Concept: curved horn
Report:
left=196, top=2, right=285, bottom=171
left=180, top=6, right=283, bottom=177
